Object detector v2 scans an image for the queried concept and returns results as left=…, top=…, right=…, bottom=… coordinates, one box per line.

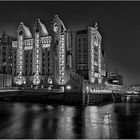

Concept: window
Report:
left=79, top=66, right=81, bottom=70
left=42, top=69, right=44, bottom=74
left=94, top=65, right=98, bottom=73
left=94, top=46, right=98, bottom=52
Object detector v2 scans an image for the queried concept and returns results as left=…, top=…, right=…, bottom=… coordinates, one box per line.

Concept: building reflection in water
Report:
left=1, top=102, right=140, bottom=138
left=72, top=106, right=85, bottom=139
left=114, top=103, right=140, bottom=139
left=56, top=106, right=75, bottom=139
left=84, top=104, right=118, bottom=139
left=1, top=103, right=26, bottom=138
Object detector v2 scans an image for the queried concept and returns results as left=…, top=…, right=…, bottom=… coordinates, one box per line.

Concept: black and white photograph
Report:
left=0, top=0, right=139, bottom=139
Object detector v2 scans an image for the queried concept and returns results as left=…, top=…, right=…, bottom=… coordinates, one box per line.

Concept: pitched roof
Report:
left=18, top=22, right=32, bottom=39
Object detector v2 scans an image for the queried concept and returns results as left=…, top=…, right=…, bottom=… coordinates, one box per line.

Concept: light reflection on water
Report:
left=0, top=102, right=140, bottom=138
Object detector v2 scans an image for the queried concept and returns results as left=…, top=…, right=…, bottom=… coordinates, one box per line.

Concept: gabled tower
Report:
left=14, top=22, right=32, bottom=85
left=88, top=22, right=102, bottom=84
left=32, top=19, right=52, bottom=86
left=52, top=15, right=68, bottom=86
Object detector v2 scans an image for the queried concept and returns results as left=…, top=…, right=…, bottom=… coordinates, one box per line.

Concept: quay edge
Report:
left=0, top=89, right=122, bottom=105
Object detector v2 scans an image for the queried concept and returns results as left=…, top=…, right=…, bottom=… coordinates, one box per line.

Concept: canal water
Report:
left=0, top=101, right=140, bottom=139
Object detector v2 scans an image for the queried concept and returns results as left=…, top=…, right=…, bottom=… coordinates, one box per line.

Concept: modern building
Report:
left=107, top=72, right=123, bottom=85
left=106, top=72, right=123, bottom=92
left=68, top=23, right=107, bottom=91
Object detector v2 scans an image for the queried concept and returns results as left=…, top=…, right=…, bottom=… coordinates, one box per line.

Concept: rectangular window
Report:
left=94, top=65, right=98, bottom=73
left=79, top=66, right=80, bottom=70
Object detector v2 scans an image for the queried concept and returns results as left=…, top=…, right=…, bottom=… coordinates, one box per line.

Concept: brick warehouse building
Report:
left=0, top=31, right=15, bottom=88
left=12, top=15, right=83, bottom=93
left=11, top=15, right=108, bottom=93
left=67, top=23, right=107, bottom=92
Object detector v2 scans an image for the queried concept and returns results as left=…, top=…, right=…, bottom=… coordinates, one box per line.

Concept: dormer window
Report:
left=19, top=30, right=23, bottom=35
left=35, top=28, right=39, bottom=33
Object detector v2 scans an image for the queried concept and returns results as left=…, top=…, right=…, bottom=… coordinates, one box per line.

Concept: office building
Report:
left=107, top=72, right=123, bottom=85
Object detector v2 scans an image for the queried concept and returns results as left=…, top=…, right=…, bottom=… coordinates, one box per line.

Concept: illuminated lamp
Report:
left=35, top=79, right=40, bottom=85
left=48, top=78, right=52, bottom=84
left=66, top=85, right=71, bottom=90
left=48, top=86, right=51, bottom=90
left=86, top=86, right=89, bottom=91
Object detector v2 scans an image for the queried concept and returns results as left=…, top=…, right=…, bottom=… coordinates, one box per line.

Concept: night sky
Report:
left=0, top=1, right=140, bottom=86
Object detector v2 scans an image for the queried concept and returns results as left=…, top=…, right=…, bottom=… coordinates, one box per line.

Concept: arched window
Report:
left=35, top=28, right=39, bottom=33
left=19, top=30, right=23, bottom=35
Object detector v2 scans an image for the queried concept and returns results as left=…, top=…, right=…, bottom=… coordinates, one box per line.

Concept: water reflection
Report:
left=0, top=102, right=140, bottom=138
left=56, top=106, right=75, bottom=139
left=84, top=105, right=115, bottom=139
left=114, top=103, right=140, bottom=139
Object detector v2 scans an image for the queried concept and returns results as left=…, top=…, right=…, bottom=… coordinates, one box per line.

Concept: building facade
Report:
left=12, top=19, right=53, bottom=87
left=69, top=23, right=106, bottom=91
left=12, top=15, right=83, bottom=93
left=11, top=15, right=110, bottom=93
left=0, top=31, right=16, bottom=88
left=0, top=31, right=15, bottom=74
